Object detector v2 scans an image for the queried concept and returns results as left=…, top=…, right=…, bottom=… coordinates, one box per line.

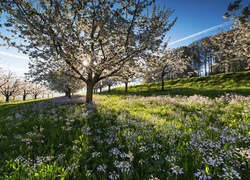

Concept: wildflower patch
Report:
left=0, top=94, right=249, bottom=179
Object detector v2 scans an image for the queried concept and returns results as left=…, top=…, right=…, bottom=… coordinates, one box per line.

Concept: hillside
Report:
left=104, top=71, right=250, bottom=97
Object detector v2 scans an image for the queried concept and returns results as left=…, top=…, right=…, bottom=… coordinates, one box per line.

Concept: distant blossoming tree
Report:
left=44, top=71, right=85, bottom=98
left=19, top=78, right=34, bottom=101
left=30, top=83, right=45, bottom=100
left=102, top=77, right=119, bottom=93
left=0, top=71, right=20, bottom=102
left=1, top=0, right=177, bottom=102
left=145, top=46, right=191, bottom=91
left=0, top=67, right=6, bottom=86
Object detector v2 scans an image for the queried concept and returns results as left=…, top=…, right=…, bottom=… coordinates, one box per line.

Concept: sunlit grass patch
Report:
left=107, top=71, right=250, bottom=98
left=94, top=93, right=250, bottom=179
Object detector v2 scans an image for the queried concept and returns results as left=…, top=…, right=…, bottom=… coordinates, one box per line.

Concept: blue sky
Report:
left=165, top=0, right=246, bottom=48
left=0, top=0, right=248, bottom=75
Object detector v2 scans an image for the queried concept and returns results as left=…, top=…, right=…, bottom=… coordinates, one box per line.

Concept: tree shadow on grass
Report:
left=82, top=101, right=191, bottom=179
left=45, top=95, right=85, bottom=105
left=0, top=95, right=86, bottom=118
left=0, top=99, right=45, bottom=118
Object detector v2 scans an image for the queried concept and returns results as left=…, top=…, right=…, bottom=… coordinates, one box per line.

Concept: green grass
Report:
left=0, top=71, right=250, bottom=179
left=0, top=99, right=45, bottom=117
left=104, top=71, right=250, bottom=97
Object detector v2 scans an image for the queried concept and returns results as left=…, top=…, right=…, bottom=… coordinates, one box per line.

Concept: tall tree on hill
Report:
left=188, top=38, right=215, bottom=76
left=1, top=0, right=176, bottom=102
left=188, top=41, right=202, bottom=76
left=201, top=37, right=215, bottom=76
left=209, top=0, right=250, bottom=73
left=223, top=0, right=249, bottom=24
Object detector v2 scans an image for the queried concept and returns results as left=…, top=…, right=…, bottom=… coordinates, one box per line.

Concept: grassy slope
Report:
left=105, top=71, right=250, bottom=97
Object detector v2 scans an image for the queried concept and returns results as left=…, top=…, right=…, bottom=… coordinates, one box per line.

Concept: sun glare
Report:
left=83, top=60, right=89, bottom=66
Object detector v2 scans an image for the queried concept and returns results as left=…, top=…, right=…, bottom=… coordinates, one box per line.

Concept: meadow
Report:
left=0, top=72, right=250, bottom=179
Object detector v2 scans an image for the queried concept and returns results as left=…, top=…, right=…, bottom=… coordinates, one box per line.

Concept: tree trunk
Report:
left=161, top=70, right=167, bottom=91
left=86, top=82, right=94, bottom=102
left=108, top=85, right=111, bottom=93
left=34, top=94, right=37, bottom=99
left=204, top=58, right=207, bottom=76
left=67, top=88, right=71, bottom=99
left=125, top=82, right=128, bottom=93
left=23, top=95, right=26, bottom=101
left=6, top=95, right=10, bottom=102
left=161, top=77, right=164, bottom=91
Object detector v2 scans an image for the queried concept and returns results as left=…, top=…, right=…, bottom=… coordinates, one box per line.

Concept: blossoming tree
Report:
left=44, top=71, right=85, bottom=98
left=1, top=0, right=176, bottom=102
left=145, top=46, right=191, bottom=91
left=18, top=78, right=34, bottom=101
left=0, top=71, right=20, bottom=102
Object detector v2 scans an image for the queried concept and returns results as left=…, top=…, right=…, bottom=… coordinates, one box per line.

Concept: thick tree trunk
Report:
left=5, top=95, right=10, bottom=102
left=65, top=89, right=71, bottom=98
left=125, top=82, right=128, bottom=93
left=23, top=90, right=26, bottom=101
left=34, top=94, right=37, bottom=99
left=67, top=88, right=71, bottom=99
left=86, top=82, right=94, bottom=102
